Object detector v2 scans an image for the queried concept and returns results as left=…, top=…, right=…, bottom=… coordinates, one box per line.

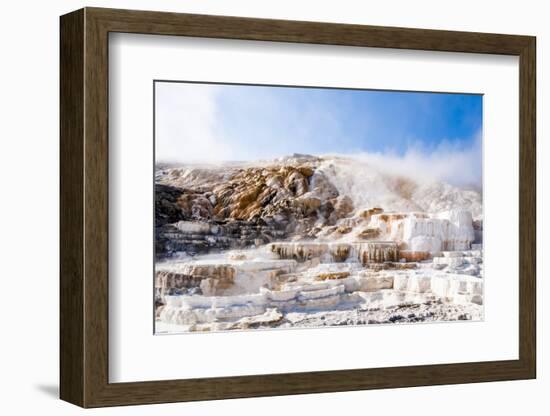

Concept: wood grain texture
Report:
left=83, top=10, right=110, bottom=406
left=518, top=38, right=536, bottom=376
left=88, top=7, right=532, bottom=55
left=59, top=7, right=537, bottom=408
left=59, top=8, right=84, bottom=407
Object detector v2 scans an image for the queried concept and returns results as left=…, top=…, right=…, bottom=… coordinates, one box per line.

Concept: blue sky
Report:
left=155, top=81, right=482, bottom=185
left=214, top=85, right=481, bottom=157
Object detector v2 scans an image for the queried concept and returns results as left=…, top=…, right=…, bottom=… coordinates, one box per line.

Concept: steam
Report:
left=342, top=133, right=482, bottom=189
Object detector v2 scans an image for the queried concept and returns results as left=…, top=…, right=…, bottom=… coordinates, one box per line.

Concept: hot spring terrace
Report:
left=155, top=240, right=483, bottom=332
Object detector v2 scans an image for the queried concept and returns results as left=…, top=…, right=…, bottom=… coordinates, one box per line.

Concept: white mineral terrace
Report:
left=155, top=211, right=483, bottom=332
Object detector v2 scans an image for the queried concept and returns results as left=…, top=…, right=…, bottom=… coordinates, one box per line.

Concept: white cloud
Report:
left=155, top=82, right=235, bottom=163
left=347, top=132, right=482, bottom=189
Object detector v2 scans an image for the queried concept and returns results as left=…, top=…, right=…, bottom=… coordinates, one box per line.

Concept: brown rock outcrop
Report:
left=316, top=272, right=351, bottom=281
left=359, top=242, right=399, bottom=265
left=358, top=207, right=384, bottom=221
left=208, top=164, right=321, bottom=223
left=155, top=161, right=345, bottom=256
left=336, top=225, right=352, bottom=234
left=358, top=227, right=381, bottom=240
left=331, top=195, right=354, bottom=220
left=155, top=270, right=203, bottom=300
left=399, top=250, right=431, bottom=262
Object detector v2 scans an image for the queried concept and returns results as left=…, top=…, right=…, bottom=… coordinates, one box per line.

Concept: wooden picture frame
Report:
left=60, top=7, right=536, bottom=408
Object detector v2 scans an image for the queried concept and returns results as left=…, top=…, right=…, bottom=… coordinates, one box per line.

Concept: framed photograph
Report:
left=60, top=7, right=536, bottom=408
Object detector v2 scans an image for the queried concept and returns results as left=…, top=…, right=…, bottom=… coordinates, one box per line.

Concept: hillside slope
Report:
left=155, top=154, right=482, bottom=257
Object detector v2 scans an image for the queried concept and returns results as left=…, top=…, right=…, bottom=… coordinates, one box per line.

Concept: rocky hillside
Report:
left=155, top=154, right=482, bottom=258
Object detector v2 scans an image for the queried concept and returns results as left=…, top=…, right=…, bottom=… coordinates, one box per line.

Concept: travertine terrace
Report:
left=154, top=155, right=483, bottom=333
